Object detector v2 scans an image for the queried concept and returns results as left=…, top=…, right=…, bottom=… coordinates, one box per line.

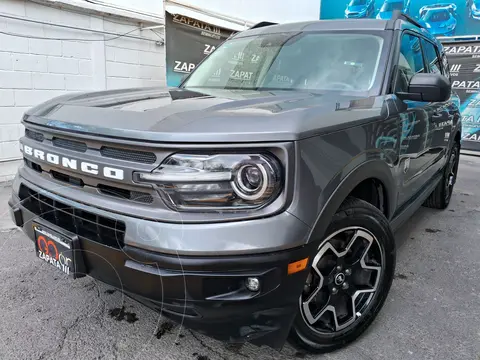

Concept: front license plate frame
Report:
left=33, top=223, right=86, bottom=279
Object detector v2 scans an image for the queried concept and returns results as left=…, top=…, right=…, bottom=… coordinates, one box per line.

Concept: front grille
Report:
left=19, top=185, right=126, bottom=249
left=100, top=146, right=156, bottom=164
left=51, top=170, right=84, bottom=187
left=25, top=129, right=44, bottom=142
left=52, top=137, right=87, bottom=153
left=98, top=184, right=154, bottom=204
left=24, top=158, right=42, bottom=173
left=24, top=159, right=153, bottom=204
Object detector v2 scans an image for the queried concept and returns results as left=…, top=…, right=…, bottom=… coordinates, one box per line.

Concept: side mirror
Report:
left=397, top=73, right=451, bottom=102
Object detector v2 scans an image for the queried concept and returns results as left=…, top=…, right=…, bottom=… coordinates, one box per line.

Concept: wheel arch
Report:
left=307, top=160, right=397, bottom=244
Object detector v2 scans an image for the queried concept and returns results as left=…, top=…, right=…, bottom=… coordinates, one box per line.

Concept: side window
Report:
left=394, top=34, right=425, bottom=93
left=422, top=39, right=442, bottom=74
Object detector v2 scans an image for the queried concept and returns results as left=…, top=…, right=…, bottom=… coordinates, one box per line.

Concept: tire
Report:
left=289, top=197, right=396, bottom=354
left=423, top=141, right=460, bottom=210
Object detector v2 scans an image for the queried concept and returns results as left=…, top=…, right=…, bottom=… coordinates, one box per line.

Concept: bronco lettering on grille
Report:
left=20, top=144, right=124, bottom=180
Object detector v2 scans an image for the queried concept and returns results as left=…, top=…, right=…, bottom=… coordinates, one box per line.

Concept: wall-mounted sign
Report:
left=320, top=0, right=480, bottom=38
left=444, top=41, right=480, bottom=151
left=165, top=12, right=235, bottom=87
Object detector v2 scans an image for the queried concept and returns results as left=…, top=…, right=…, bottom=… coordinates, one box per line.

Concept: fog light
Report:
left=245, top=277, right=260, bottom=292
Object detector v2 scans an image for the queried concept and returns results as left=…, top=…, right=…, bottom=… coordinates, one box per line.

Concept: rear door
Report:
left=420, top=39, right=455, bottom=173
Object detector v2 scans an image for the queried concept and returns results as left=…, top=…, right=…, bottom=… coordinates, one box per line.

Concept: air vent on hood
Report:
left=100, top=146, right=156, bottom=164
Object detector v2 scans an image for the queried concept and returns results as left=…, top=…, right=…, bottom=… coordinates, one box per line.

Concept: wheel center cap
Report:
left=335, top=273, right=345, bottom=286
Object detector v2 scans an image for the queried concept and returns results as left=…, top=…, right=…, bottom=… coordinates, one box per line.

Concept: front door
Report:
left=394, top=33, right=433, bottom=207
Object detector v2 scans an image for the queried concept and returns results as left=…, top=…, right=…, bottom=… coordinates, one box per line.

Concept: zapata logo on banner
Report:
left=174, top=61, right=196, bottom=73
left=452, top=80, right=480, bottom=91
left=172, top=14, right=221, bottom=35
left=444, top=45, right=480, bottom=56
left=204, top=44, right=216, bottom=55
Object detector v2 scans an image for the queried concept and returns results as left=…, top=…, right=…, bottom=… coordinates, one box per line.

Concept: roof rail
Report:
left=250, top=21, right=278, bottom=29
left=386, top=10, right=423, bottom=30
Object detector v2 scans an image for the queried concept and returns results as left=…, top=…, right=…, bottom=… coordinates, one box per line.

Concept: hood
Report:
left=24, top=87, right=386, bottom=143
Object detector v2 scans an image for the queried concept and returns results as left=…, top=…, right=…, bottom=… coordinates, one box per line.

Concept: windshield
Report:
left=183, top=33, right=384, bottom=92
left=425, top=9, right=450, bottom=22
left=350, top=0, right=367, bottom=5
left=381, top=1, right=403, bottom=12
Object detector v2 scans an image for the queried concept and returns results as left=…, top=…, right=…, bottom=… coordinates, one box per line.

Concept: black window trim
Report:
left=390, top=30, right=426, bottom=94
left=388, top=29, right=447, bottom=94
left=420, top=37, right=444, bottom=75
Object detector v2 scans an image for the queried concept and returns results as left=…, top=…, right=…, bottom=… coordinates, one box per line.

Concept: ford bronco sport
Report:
left=9, top=11, right=461, bottom=354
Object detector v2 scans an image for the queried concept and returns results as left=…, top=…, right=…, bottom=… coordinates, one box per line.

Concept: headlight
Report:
left=135, top=153, right=283, bottom=212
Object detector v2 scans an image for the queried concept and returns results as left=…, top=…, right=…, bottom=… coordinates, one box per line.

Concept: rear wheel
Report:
left=423, top=141, right=460, bottom=210
left=289, top=198, right=395, bottom=353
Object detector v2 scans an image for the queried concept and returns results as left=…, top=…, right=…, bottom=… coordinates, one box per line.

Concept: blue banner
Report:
left=320, top=0, right=480, bottom=37
left=444, top=41, right=480, bottom=151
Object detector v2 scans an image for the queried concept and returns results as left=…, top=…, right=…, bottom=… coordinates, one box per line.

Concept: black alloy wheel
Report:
left=289, top=198, right=396, bottom=353
left=300, top=226, right=383, bottom=334
left=444, top=144, right=459, bottom=204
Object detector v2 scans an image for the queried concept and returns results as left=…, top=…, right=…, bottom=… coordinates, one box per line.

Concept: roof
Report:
left=234, top=12, right=441, bottom=45
left=235, top=19, right=389, bottom=38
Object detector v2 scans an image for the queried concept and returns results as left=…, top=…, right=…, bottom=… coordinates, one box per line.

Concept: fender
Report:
left=306, top=159, right=397, bottom=244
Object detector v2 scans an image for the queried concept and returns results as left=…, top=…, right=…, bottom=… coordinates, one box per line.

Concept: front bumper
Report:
left=8, top=175, right=314, bottom=349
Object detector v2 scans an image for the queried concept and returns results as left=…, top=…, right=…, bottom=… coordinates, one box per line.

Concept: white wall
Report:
left=0, top=0, right=165, bottom=181
left=81, top=0, right=164, bottom=17
left=173, top=0, right=321, bottom=24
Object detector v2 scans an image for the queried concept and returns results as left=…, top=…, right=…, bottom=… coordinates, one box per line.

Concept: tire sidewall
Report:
left=290, top=202, right=395, bottom=352
left=443, top=141, right=460, bottom=206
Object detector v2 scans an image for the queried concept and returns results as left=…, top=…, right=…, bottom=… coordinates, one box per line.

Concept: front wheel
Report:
left=289, top=198, right=396, bottom=353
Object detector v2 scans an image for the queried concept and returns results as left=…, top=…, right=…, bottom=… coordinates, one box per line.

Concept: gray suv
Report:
left=9, top=11, right=461, bottom=354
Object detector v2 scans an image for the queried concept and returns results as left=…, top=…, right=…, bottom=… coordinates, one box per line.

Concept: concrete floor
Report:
left=0, top=156, right=479, bottom=360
